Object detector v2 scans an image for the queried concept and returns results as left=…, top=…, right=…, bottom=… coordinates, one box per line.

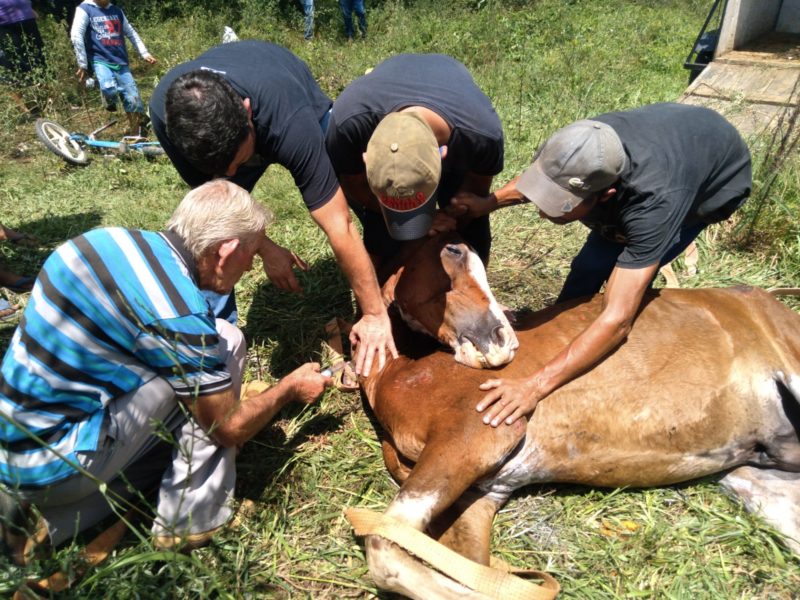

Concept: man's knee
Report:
left=215, top=319, right=245, bottom=363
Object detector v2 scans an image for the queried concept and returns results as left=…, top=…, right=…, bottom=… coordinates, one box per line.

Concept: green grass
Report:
left=2, top=0, right=799, bottom=597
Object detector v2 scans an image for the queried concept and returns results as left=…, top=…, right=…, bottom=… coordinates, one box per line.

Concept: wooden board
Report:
left=681, top=32, right=799, bottom=135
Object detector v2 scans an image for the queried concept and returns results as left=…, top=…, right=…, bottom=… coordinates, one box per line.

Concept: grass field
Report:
left=1, top=0, right=799, bottom=597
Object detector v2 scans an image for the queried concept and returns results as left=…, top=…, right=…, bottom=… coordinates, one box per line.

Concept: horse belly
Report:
left=489, top=370, right=788, bottom=490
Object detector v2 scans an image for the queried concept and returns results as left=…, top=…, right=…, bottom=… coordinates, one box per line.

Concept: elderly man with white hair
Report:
left=0, top=180, right=331, bottom=562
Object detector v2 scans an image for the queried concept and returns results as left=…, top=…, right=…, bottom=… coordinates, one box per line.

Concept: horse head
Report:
left=379, top=232, right=518, bottom=368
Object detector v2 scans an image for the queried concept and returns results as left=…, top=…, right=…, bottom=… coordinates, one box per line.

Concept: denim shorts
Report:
left=93, top=62, right=145, bottom=113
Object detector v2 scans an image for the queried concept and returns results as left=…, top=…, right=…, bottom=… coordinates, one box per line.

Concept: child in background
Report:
left=70, top=0, right=156, bottom=135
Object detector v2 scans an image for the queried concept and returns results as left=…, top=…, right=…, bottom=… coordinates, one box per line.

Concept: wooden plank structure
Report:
left=680, top=0, right=800, bottom=135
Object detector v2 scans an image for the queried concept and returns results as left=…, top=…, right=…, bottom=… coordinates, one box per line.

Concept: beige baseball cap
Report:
left=365, top=112, right=441, bottom=240
left=516, top=119, right=627, bottom=217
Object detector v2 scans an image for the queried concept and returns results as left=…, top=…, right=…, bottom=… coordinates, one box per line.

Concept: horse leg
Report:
left=719, top=466, right=800, bottom=555
left=427, top=489, right=504, bottom=565
left=381, top=438, right=413, bottom=485
left=366, top=422, right=523, bottom=600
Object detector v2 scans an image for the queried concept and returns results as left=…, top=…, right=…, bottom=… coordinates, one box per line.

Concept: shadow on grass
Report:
left=0, top=210, right=105, bottom=351
left=237, top=256, right=356, bottom=500
left=241, top=256, right=356, bottom=374
left=235, top=410, right=346, bottom=502
left=10, top=210, right=104, bottom=249
left=1, top=210, right=104, bottom=278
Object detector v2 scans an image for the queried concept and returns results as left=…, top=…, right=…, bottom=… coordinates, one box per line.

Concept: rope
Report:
left=345, top=507, right=559, bottom=600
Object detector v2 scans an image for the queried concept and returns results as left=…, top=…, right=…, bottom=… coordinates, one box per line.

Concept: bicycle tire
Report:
left=139, top=145, right=165, bottom=157
left=34, top=119, right=89, bottom=165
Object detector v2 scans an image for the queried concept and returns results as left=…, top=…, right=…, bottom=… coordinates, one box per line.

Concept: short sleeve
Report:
left=465, top=132, right=504, bottom=177
left=271, top=106, right=340, bottom=211
left=325, top=111, right=374, bottom=176
left=615, top=190, right=694, bottom=268
left=135, top=314, right=232, bottom=398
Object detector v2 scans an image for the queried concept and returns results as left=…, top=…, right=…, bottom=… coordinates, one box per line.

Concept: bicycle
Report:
left=34, top=118, right=164, bottom=166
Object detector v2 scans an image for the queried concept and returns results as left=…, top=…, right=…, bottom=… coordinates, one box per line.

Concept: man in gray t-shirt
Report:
left=448, top=103, right=751, bottom=428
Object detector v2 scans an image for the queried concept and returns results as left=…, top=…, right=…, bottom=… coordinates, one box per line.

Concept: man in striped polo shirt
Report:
left=0, top=180, right=331, bottom=561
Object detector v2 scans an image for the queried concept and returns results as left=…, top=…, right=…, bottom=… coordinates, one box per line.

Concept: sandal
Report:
left=0, top=226, right=37, bottom=247
left=0, top=298, right=18, bottom=321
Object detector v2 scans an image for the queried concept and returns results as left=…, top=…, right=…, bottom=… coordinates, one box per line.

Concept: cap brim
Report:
left=516, top=159, right=585, bottom=218
left=379, top=193, right=438, bottom=241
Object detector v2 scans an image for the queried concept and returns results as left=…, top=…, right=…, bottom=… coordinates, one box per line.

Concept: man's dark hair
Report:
left=165, top=70, right=250, bottom=176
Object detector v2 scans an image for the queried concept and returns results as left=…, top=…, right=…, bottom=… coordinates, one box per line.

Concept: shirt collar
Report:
left=159, top=230, right=200, bottom=285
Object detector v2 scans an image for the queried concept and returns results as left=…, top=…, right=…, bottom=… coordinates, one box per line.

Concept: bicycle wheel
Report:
left=139, top=145, right=165, bottom=158
left=34, top=119, right=89, bottom=165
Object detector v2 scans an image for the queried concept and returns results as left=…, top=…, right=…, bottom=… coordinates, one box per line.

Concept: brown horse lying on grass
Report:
left=353, top=232, right=800, bottom=599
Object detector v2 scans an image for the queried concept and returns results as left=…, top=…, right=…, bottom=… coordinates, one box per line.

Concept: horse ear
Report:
left=381, top=266, right=405, bottom=306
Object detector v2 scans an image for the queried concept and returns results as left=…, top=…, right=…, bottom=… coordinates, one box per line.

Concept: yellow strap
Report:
left=345, top=507, right=559, bottom=600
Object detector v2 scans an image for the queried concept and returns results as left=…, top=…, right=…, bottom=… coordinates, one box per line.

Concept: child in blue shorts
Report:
left=70, top=0, right=156, bottom=135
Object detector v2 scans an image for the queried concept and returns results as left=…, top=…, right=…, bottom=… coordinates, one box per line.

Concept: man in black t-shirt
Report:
left=325, top=53, right=505, bottom=266
left=149, top=41, right=396, bottom=377
left=449, top=103, right=751, bottom=427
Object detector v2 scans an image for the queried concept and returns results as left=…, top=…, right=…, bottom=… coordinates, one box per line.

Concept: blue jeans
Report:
left=339, top=0, right=367, bottom=38
left=557, top=222, right=707, bottom=303
left=302, top=0, right=314, bottom=40
left=93, top=62, right=144, bottom=113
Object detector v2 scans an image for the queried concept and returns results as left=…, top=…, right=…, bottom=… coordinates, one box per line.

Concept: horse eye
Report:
left=444, top=244, right=463, bottom=257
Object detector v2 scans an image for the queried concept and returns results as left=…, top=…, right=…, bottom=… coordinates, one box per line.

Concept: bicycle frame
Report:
left=76, top=119, right=162, bottom=153
left=35, top=117, right=164, bottom=165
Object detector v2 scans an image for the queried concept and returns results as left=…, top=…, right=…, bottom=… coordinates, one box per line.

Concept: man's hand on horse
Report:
left=259, top=237, right=308, bottom=292
left=349, top=311, right=398, bottom=377
left=476, top=376, right=544, bottom=426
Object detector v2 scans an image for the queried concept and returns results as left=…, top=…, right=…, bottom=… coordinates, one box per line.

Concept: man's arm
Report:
left=458, top=172, right=493, bottom=197
left=185, top=363, right=330, bottom=448
left=446, top=175, right=530, bottom=221
left=310, top=187, right=397, bottom=376
left=476, top=262, right=659, bottom=426
left=256, top=236, right=308, bottom=293
left=429, top=172, right=495, bottom=234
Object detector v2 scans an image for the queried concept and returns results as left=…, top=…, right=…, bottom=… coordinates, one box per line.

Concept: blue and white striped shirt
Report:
left=0, top=228, right=231, bottom=487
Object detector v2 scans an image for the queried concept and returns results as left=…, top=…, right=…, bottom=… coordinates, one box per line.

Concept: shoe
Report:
left=240, top=380, right=270, bottom=401
left=0, top=226, right=37, bottom=246
left=152, top=524, right=224, bottom=552
left=0, top=490, right=49, bottom=566
left=0, top=298, right=17, bottom=321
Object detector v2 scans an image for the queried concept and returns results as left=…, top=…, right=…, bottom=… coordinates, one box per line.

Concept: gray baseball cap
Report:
left=516, top=119, right=627, bottom=217
left=365, top=112, right=441, bottom=240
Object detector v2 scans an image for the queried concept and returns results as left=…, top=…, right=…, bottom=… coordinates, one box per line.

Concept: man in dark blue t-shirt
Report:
left=450, top=103, right=751, bottom=427
left=149, top=40, right=395, bottom=377
left=325, top=53, right=505, bottom=267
